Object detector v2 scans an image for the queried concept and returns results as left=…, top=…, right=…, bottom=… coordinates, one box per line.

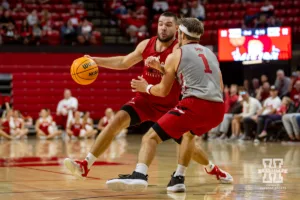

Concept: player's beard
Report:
left=157, top=33, right=174, bottom=43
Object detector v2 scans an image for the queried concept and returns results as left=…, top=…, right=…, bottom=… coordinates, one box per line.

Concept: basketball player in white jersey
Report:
left=106, top=18, right=226, bottom=192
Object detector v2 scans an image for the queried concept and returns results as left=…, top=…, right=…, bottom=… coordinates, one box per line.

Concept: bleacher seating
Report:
left=11, top=66, right=143, bottom=119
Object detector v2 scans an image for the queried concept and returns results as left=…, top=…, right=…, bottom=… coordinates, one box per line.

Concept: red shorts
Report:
left=153, top=97, right=225, bottom=139
left=121, top=96, right=175, bottom=126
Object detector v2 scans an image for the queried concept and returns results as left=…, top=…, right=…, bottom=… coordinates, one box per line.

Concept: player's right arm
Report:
left=85, top=39, right=149, bottom=70
left=97, top=117, right=105, bottom=130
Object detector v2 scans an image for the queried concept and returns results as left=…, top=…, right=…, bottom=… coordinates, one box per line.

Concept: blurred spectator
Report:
left=13, top=3, right=26, bottom=13
left=12, top=110, right=29, bottom=139
left=254, top=14, right=268, bottom=28
left=82, top=111, right=97, bottom=137
left=211, top=84, right=240, bottom=139
left=260, top=74, right=268, bottom=84
left=40, top=9, right=51, bottom=25
left=249, top=78, right=260, bottom=97
left=42, top=19, right=52, bottom=31
left=69, top=9, right=79, bottom=26
left=153, top=0, right=169, bottom=14
left=288, top=72, right=300, bottom=98
left=190, top=0, right=205, bottom=21
left=25, top=0, right=50, bottom=3
left=126, top=11, right=147, bottom=43
left=258, top=97, right=291, bottom=139
left=27, top=10, right=39, bottom=26
left=260, top=0, right=274, bottom=17
left=256, top=81, right=270, bottom=102
left=56, top=89, right=78, bottom=129
left=98, top=108, right=114, bottom=131
left=274, top=69, right=290, bottom=98
left=243, top=86, right=281, bottom=142
left=32, top=24, right=42, bottom=45
left=1, top=0, right=9, bottom=10
left=282, top=105, right=300, bottom=141
left=267, top=16, right=281, bottom=27
left=77, top=18, right=93, bottom=44
left=3, top=22, right=18, bottom=44
left=180, top=2, right=191, bottom=18
left=243, top=79, right=250, bottom=92
left=0, top=10, right=15, bottom=30
left=0, top=109, right=13, bottom=140
left=244, top=1, right=259, bottom=26
left=61, top=20, right=77, bottom=45
left=20, top=19, right=31, bottom=44
left=290, top=80, right=300, bottom=103
left=233, top=90, right=262, bottom=140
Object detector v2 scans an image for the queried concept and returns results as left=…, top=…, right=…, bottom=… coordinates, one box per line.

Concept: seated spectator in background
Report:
left=261, top=74, right=268, bottom=84
left=77, top=18, right=93, bottom=45
left=258, top=97, right=291, bottom=139
left=267, top=16, right=281, bottom=27
left=256, top=82, right=270, bottom=102
left=282, top=101, right=300, bottom=141
left=61, top=20, right=77, bottom=45
left=0, top=10, right=15, bottom=30
left=36, top=109, right=62, bottom=140
left=40, top=9, right=51, bottom=25
left=254, top=14, right=268, bottom=28
left=244, top=1, right=260, bottom=26
left=180, top=2, right=191, bottom=18
left=274, top=69, right=290, bottom=98
left=190, top=0, right=205, bottom=21
left=260, top=0, right=274, bottom=17
left=288, top=72, right=300, bottom=98
left=56, top=89, right=78, bottom=129
left=0, top=109, right=13, bottom=140
left=20, top=19, right=31, bottom=44
left=13, top=110, right=29, bottom=139
left=2, top=22, right=18, bottom=44
left=27, top=10, right=39, bottom=26
left=232, top=90, right=262, bottom=140
left=210, top=85, right=240, bottom=139
left=126, top=11, right=147, bottom=43
left=83, top=111, right=97, bottom=137
left=1, top=0, right=9, bottom=10
left=42, top=19, right=52, bottom=31
left=25, top=0, right=50, bottom=4
left=153, top=0, right=169, bottom=14
left=13, top=3, right=26, bottom=13
left=290, top=80, right=300, bottom=102
left=243, top=79, right=250, bottom=93
left=250, top=78, right=260, bottom=97
left=243, top=86, right=281, bottom=141
left=32, top=24, right=42, bottom=45
left=69, top=9, right=79, bottom=26
left=98, top=108, right=127, bottom=138
left=67, top=111, right=96, bottom=139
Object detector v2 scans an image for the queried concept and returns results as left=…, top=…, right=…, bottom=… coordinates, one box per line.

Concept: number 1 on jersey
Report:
left=198, top=54, right=212, bottom=74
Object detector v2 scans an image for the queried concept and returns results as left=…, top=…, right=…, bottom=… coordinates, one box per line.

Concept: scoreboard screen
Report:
left=218, top=27, right=292, bottom=62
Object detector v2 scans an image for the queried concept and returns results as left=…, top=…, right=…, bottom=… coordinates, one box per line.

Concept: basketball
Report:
left=70, top=57, right=99, bottom=85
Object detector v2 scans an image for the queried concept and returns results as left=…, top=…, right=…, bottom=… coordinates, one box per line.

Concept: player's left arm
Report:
left=131, top=51, right=178, bottom=97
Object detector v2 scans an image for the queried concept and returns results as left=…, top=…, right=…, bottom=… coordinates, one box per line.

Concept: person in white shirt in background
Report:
left=230, top=90, right=262, bottom=140
left=243, top=86, right=281, bottom=143
left=56, top=89, right=78, bottom=130
left=190, top=0, right=205, bottom=21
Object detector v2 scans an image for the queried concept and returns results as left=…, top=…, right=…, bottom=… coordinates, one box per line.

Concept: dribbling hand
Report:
left=131, top=76, right=148, bottom=93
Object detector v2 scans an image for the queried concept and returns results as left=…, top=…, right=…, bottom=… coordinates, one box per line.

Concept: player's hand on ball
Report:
left=131, top=76, right=148, bottom=93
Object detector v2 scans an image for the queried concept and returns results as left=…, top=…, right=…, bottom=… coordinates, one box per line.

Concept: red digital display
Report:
left=218, top=27, right=292, bottom=61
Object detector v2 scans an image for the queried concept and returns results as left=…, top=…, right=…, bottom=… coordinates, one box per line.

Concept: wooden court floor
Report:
left=1, top=135, right=300, bottom=200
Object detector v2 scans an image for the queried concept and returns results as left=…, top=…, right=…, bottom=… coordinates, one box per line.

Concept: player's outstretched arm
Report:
left=85, top=39, right=149, bottom=70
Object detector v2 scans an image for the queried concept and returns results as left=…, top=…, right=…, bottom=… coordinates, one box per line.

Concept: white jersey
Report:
left=56, top=97, right=78, bottom=116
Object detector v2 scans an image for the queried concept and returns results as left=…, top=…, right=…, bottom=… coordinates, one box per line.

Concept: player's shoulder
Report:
left=136, top=38, right=151, bottom=50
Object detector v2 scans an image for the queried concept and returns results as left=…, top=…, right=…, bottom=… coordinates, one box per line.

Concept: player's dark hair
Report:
left=179, top=18, right=204, bottom=41
left=160, top=12, right=178, bottom=24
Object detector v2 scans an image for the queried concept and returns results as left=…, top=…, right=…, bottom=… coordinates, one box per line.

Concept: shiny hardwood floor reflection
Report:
left=1, top=135, right=300, bottom=200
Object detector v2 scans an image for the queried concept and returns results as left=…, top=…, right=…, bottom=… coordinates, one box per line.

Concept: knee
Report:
left=142, top=128, right=162, bottom=144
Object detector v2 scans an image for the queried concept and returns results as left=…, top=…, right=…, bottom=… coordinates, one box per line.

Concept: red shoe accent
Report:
left=205, top=166, right=226, bottom=180
left=75, top=160, right=90, bottom=177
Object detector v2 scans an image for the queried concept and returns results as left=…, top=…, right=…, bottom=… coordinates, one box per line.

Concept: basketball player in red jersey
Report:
left=64, top=12, right=232, bottom=188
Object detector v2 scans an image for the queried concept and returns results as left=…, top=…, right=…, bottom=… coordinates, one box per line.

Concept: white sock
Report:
left=204, top=161, right=215, bottom=173
left=85, top=152, right=97, bottom=169
left=135, top=163, right=148, bottom=175
left=174, top=164, right=186, bottom=177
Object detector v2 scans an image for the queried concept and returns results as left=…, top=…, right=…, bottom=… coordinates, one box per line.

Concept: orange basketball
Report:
left=70, top=57, right=99, bottom=85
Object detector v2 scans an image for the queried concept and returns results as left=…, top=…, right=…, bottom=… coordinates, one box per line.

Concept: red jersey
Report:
left=2, top=119, right=10, bottom=134
left=70, top=119, right=83, bottom=137
left=39, top=118, right=51, bottom=135
left=139, top=36, right=181, bottom=111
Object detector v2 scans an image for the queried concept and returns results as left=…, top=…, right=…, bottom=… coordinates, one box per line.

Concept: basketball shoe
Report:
left=64, top=158, right=89, bottom=180
left=167, top=172, right=186, bottom=192
left=106, top=171, right=148, bottom=192
left=205, top=165, right=233, bottom=184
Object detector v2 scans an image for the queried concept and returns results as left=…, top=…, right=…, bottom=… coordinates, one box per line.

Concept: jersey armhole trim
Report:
left=175, top=48, right=182, bottom=74
left=141, top=38, right=153, bottom=57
